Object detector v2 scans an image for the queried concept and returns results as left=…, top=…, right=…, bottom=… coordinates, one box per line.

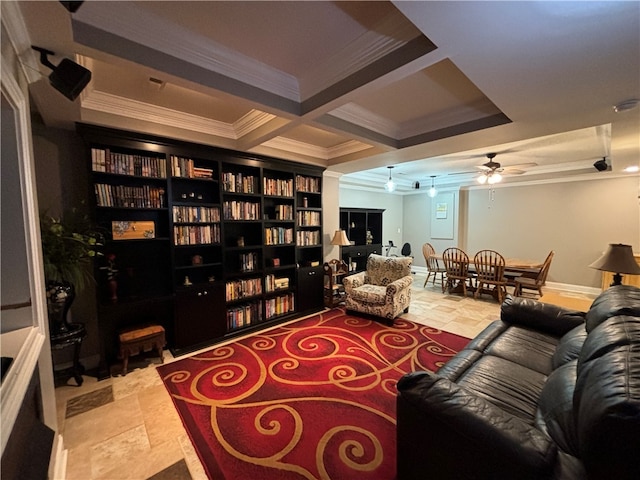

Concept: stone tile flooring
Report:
left=55, top=275, right=594, bottom=479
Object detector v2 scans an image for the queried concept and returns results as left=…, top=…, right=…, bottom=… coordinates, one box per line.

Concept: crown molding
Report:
left=262, top=136, right=329, bottom=160
left=81, top=90, right=237, bottom=139
left=327, top=140, right=371, bottom=159
left=1, top=1, right=42, bottom=84
left=234, top=110, right=277, bottom=138
left=299, top=12, right=420, bottom=99
left=73, top=2, right=300, bottom=102
left=331, top=104, right=399, bottom=138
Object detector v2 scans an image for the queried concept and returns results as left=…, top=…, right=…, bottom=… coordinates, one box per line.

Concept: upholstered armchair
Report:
left=343, top=253, right=413, bottom=321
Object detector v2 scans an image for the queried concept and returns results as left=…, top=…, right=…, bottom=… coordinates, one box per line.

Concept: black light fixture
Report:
left=589, top=243, right=640, bottom=286
left=32, top=46, right=91, bottom=101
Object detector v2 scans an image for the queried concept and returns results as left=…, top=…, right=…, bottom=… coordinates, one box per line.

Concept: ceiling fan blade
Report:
left=506, top=162, right=538, bottom=169
left=504, top=169, right=526, bottom=175
left=447, top=170, right=478, bottom=176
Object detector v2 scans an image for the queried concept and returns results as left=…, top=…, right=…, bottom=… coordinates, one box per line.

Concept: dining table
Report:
left=430, top=253, right=544, bottom=297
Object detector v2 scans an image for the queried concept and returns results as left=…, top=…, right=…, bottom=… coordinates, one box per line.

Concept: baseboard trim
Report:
left=48, top=433, right=67, bottom=480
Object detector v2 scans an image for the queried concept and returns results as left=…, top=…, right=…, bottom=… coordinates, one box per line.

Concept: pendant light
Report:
left=384, top=166, right=396, bottom=192
left=427, top=175, right=438, bottom=198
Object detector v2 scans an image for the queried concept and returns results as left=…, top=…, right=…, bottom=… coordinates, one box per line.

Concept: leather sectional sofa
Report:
left=396, top=285, right=640, bottom=479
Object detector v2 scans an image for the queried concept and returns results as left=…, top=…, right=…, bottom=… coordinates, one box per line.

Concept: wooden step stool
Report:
left=118, top=324, right=165, bottom=375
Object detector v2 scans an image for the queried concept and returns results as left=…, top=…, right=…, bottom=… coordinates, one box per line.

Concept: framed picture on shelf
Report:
left=111, top=221, right=155, bottom=240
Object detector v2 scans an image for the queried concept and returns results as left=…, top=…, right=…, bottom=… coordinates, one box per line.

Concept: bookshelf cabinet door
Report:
left=174, top=285, right=225, bottom=352
left=297, top=266, right=324, bottom=313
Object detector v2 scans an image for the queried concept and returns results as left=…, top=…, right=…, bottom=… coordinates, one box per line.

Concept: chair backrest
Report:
left=423, top=243, right=440, bottom=270
left=365, top=253, right=412, bottom=286
left=401, top=242, right=412, bottom=256
left=473, top=250, right=505, bottom=281
left=536, top=250, right=555, bottom=284
left=442, top=247, right=469, bottom=277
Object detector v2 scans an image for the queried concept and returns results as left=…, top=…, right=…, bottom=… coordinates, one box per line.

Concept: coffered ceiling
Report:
left=8, top=1, right=640, bottom=193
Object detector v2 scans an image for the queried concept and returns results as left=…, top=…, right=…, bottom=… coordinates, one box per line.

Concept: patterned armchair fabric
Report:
left=343, top=254, right=413, bottom=321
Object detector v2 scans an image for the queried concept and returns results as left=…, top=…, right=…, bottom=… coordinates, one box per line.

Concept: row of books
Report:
left=295, top=175, right=320, bottom=193
left=239, top=252, right=259, bottom=272
left=223, top=200, right=260, bottom=220
left=265, top=293, right=295, bottom=320
left=296, top=211, right=321, bottom=226
left=222, top=172, right=258, bottom=194
left=170, top=155, right=214, bottom=179
left=265, top=227, right=294, bottom=245
left=296, top=230, right=321, bottom=246
left=95, top=183, right=166, bottom=208
left=263, top=177, right=293, bottom=197
left=173, top=225, right=220, bottom=246
left=271, top=204, right=294, bottom=221
left=225, top=277, right=263, bottom=301
left=91, top=148, right=167, bottom=178
left=227, top=301, right=263, bottom=330
left=172, top=205, right=220, bottom=223
left=265, top=274, right=290, bottom=293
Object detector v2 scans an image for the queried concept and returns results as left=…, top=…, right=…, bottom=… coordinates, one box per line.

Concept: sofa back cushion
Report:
left=535, top=359, right=579, bottom=456
left=552, top=325, right=587, bottom=369
left=573, top=314, right=640, bottom=478
left=584, top=284, right=640, bottom=332
left=364, top=253, right=412, bottom=286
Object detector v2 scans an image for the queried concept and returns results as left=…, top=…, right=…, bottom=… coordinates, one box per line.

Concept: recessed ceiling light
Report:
left=613, top=99, right=639, bottom=113
left=623, top=165, right=639, bottom=173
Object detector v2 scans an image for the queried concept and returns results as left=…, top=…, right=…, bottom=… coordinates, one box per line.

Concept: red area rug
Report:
left=157, top=308, right=469, bottom=479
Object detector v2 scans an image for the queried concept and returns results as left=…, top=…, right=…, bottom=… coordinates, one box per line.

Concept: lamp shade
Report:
left=589, top=244, right=640, bottom=274
left=330, top=230, right=351, bottom=246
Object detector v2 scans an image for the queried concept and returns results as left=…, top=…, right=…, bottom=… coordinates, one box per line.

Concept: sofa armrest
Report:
left=386, top=275, right=413, bottom=295
left=501, top=295, right=585, bottom=336
left=397, top=371, right=557, bottom=480
left=343, top=271, right=365, bottom=293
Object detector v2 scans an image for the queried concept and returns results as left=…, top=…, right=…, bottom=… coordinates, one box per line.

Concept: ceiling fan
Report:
left=449, top=153, right=537, bottom=184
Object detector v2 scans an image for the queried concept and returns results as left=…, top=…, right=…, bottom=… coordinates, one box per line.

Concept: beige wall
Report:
left=341, top=175, right=640, bottom=288
left=464, top=176, right=639, bottom=287
left=340, top=188, right=404, bottom=251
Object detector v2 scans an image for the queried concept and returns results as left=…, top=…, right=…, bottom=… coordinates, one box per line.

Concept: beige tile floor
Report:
left=55, top=275, right=594, bottom=480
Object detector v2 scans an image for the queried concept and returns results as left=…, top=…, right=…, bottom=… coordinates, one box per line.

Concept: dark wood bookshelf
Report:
left=78, top=124, right=325, bottom=374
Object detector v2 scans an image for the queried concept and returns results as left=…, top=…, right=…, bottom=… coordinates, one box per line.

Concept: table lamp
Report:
left=331, top=229, right=351, bottom=260
left=589, top=243, right=640, bottom=286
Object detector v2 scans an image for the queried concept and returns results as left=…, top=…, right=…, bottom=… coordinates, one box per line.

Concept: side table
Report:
left=323, top=259, right=349, bottom=308
left=50, top=322, right=87, bottom=386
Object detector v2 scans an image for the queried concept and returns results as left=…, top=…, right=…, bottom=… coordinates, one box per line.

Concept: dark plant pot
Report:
left=46, top=282, right=75, bottom=335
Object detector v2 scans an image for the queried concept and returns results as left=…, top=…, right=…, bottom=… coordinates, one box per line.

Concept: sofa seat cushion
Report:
left=350, top=284, right=386, bottom=304
left=535, top=360, right=579, bottom=456
left=483, top=326, right=559, bottom=375
left=456, top=355, right=547, bottom=423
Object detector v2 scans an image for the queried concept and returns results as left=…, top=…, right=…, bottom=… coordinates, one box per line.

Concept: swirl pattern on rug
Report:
left=158, top=308, right=469, bottom=479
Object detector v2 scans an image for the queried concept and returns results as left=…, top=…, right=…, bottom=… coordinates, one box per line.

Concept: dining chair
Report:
left=442, top=247, right=474, bottom=296
left=422, top=243, right=446, bottom=291
left=514, top=250, right=555, bottom=297
left=473, top=249, right=507, bottom=303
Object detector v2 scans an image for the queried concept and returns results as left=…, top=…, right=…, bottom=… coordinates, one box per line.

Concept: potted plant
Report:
left=40, top=207, right=104, bottom=334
